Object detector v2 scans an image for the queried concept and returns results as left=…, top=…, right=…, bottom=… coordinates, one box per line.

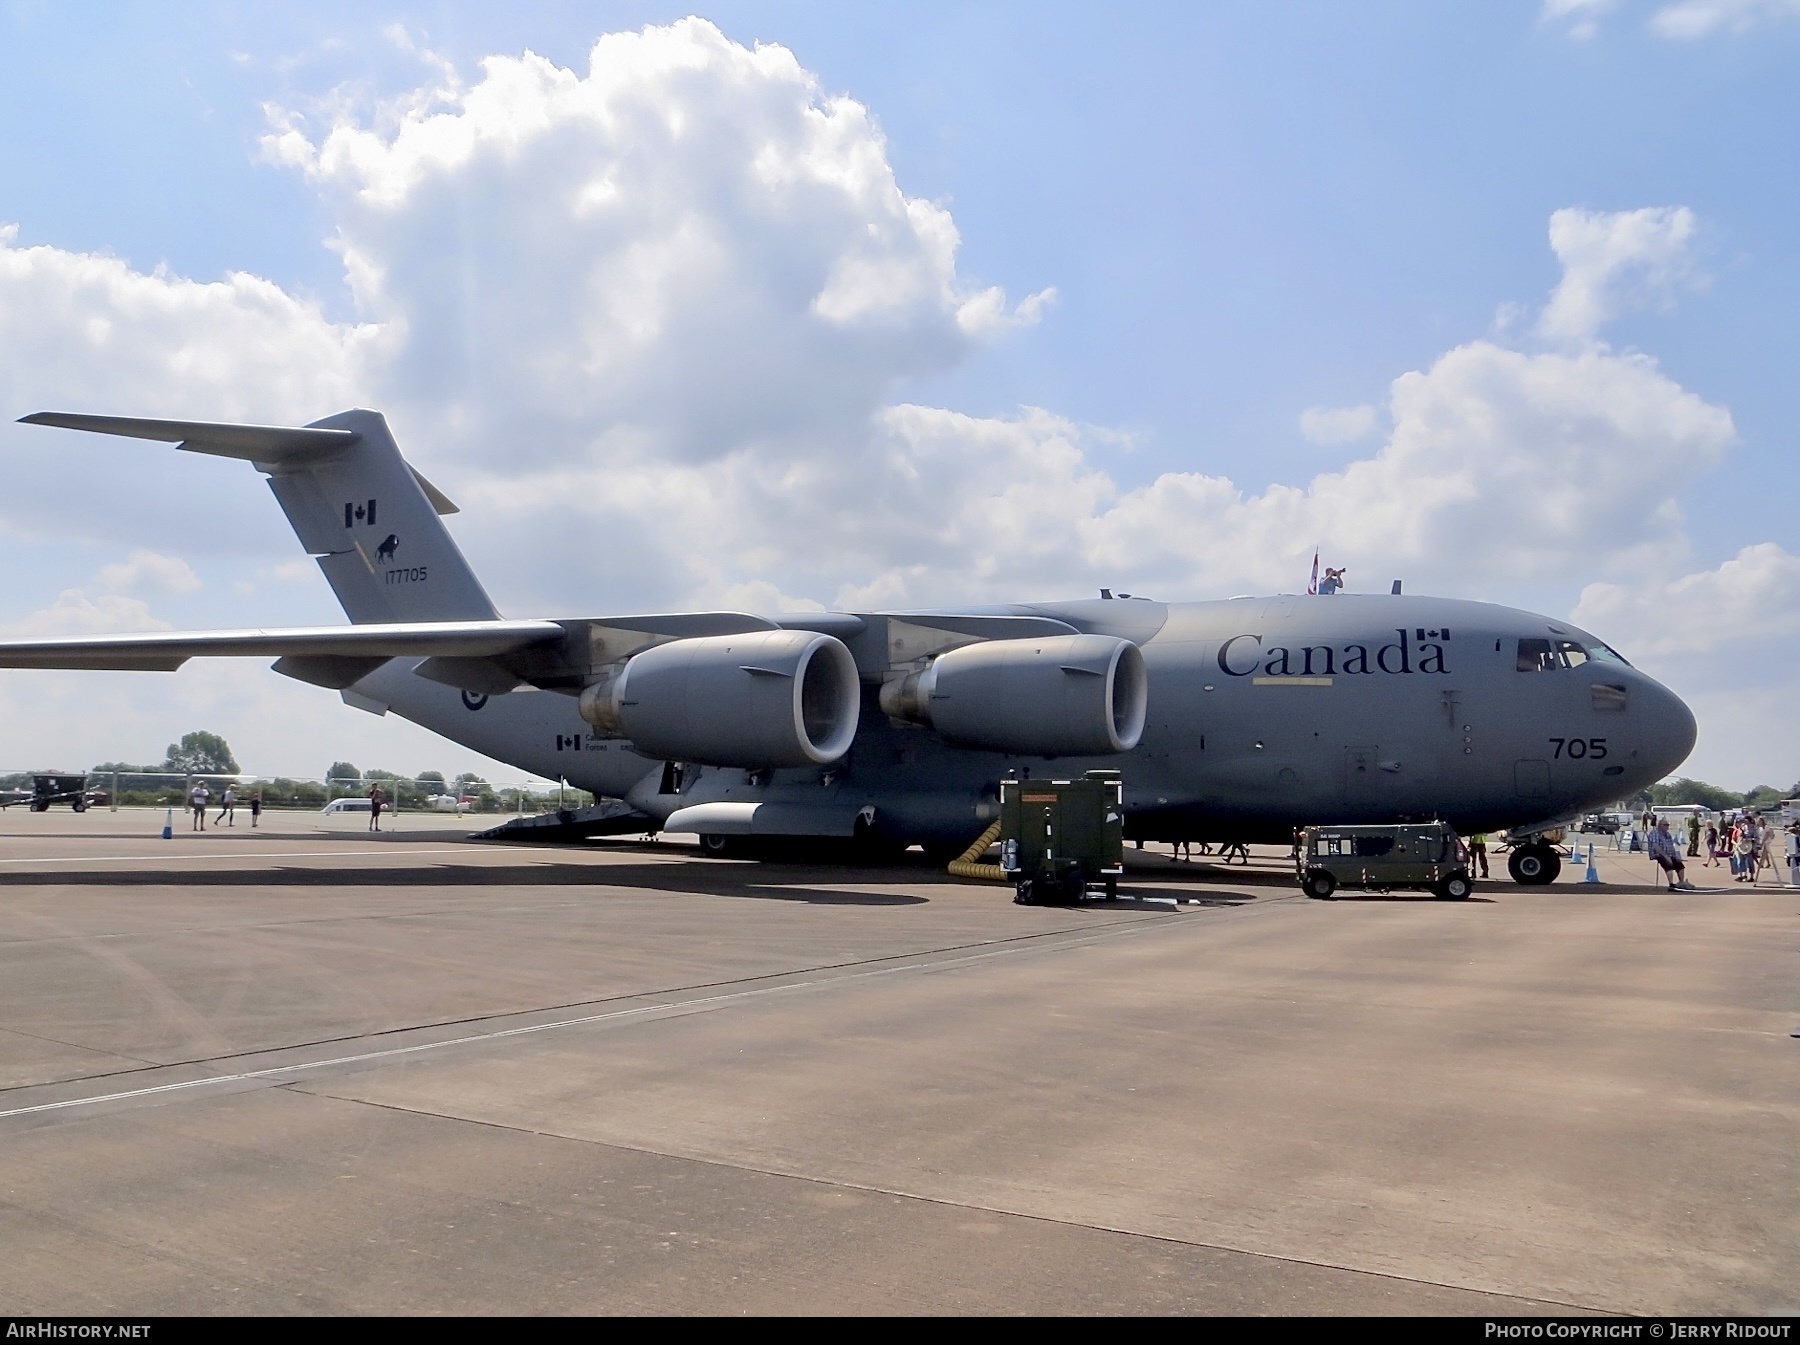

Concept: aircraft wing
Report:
left=0, top=620, right=568, bottom=671
left=0, top=611, right=787, bottom=690
left=0, top=604, right=1079, bottom=692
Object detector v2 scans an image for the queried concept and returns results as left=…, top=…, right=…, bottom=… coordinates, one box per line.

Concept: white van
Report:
left=321, top=797, right=373, bottom=814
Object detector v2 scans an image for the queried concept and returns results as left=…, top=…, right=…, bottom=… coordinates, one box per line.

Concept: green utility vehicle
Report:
left=1001, top=770, right=1125, bottom=905
left=1297, top=822, right=1473, bottom=901
left=0, top=773, right=98, bottom=813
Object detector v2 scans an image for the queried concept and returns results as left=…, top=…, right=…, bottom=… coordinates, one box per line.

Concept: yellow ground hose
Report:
left=946, top=819, right=1006, bottom=881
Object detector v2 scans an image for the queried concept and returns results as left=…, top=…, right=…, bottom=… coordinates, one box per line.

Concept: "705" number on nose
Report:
left=1549, top=737, right=1607, bottom=759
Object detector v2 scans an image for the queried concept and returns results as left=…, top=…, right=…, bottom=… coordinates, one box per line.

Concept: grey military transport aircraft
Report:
left=3, top=409, right=1696, bottom=884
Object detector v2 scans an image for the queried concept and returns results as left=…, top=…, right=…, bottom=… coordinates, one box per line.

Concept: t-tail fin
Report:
left=20, top=408, right=499, bottom=624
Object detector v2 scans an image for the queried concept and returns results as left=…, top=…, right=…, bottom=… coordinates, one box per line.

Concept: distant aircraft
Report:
left=2, top=409, right=1697, bottom=884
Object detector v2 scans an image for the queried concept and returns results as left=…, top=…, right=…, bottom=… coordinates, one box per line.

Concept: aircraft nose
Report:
left=1635, top=674, right=1698, bottom=782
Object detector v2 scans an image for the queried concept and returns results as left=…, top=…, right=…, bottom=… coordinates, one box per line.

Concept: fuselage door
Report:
left=1345, top=745, right=1379, bottom=812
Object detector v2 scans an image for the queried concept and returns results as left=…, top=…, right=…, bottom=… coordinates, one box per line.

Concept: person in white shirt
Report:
left=189, top=782, right=209, bottom=832
left=217, top=785, right=236, bottom=827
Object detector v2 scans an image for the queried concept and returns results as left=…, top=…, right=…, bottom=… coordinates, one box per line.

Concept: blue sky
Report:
left=0, top=2, right=1794, bottom=786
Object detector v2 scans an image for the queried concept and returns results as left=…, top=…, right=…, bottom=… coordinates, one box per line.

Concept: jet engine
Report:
left=578, top=630, right=860, bottom=769
left=879, top=633, right=1146, bottom=756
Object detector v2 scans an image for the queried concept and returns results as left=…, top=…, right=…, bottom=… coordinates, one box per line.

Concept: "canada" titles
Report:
left=1218, top=628, right=1450, bottom=678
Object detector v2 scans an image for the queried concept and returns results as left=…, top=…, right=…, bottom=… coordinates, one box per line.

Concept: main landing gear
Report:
left=1507, top=842, right=1561, bottom=886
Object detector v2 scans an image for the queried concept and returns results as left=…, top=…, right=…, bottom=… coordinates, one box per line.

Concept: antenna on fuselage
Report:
left=1390, top=579, right=1403, bottom=595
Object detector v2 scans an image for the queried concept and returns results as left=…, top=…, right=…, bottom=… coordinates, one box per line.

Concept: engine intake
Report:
left=578, top=630, right=859, bottom=769
left=879, top=633, right=1146, bottom=756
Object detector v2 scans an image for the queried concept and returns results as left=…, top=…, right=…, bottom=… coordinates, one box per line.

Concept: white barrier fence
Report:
left=0, top=769, right=593, bottom=818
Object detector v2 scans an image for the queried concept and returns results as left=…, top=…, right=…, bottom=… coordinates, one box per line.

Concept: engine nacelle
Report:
left=578, top=630, right=860, bottom=769
left=879, top=633, right=1147, bottom=756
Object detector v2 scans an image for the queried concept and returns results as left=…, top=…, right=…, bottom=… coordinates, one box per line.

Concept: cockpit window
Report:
left=1517, top=638, right=1556, bottom=672
left=1519, top=635, right=1625, bottom=670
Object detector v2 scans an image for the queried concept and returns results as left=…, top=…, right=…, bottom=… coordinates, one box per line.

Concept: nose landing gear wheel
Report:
left=1507, top=844, right=1561, bottom=885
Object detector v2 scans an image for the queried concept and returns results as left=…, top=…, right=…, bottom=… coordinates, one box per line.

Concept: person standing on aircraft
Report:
left=249, top=790, right=262, bottom=828
left=1648, top=820, right=1696, bottom=890
left=369, top=784, right=384, bottom=832
left=1467, top=832, right=1490, bottom=878
left=1318, top=567, right=1345, bottom=595
left=218, top=785, right=235, bottom=828
left=189, top=781, right=208, bottom=832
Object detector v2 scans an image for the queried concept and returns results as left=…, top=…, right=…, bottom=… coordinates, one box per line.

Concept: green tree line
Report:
left=1647, top=778, right=1799, bottom=811
left=0, top=729, right=594, bottom=813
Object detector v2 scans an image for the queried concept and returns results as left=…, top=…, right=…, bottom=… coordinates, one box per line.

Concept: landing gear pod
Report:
left=880, top=634, right=1147, bottom=756
left=579, top=631, right=860, bottom=769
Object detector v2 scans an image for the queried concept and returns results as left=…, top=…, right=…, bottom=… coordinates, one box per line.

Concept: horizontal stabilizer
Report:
left=19, top=412, right=358, bottom=463
left=19, top=411, right=460, bottom=515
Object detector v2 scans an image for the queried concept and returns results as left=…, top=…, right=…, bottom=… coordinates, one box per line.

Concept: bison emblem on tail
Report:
left=375, top=534, right=399, bottom=563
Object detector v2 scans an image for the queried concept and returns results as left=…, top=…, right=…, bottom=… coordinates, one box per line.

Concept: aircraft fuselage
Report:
left=356, top=592, right=1696, bottom=846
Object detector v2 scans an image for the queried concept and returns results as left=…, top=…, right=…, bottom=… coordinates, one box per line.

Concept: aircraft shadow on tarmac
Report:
left=0, top=861, right=929, bottom=906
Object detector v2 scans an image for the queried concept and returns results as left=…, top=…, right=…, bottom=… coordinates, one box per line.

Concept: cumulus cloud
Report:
left=1537, top=206, right=1700, bottom=346
left=1572, top=543, right=1800, bottom=658
left=0, top=550, right=200, bottom=638
left=1298, top=404, right=1379, bottom=445
left=263, top=19, right=1046, bottom=476
left=93, top=549, right=202, bottom=596
left=1542, top=0, right=1623, bottom=39
left=1651, top=0, right=1800, bottom=38
left=851, top=340, right=1728, bottom=608
left=0, top=225, right=377, bottom=424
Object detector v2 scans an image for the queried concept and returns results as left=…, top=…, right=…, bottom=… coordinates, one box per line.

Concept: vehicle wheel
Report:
left=1507, top=845, right=1561, bottom=886
left=30, top=802, right=46, bottom=813
left=699, top=833, right=733, bottom=857
left=1063, top=868, right=1088, bottom=904
left=1436, top=870, right=1473, bottom=900
left=1303, top=869, right=1337, bottom=900
left=1104, top=878, right=1118, bottom=901
left=71, top=800, right=86, bottom=813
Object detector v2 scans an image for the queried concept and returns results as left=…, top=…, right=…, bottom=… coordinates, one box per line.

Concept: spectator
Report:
left=1703, top=821, right=1721, bottom=868
left=369, top=784, right=385, bottom=833
left=1686, top=814, right=1701, bottom=857
left=1733, top=819, right=1757, bottom=883
left=189, top=780, right=209, bottom=832
left=249, top=790, right=263, bottom=829
left=1647, top=820, right=1696, bottom=890
left=217, top=784, right=236, bottom=828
